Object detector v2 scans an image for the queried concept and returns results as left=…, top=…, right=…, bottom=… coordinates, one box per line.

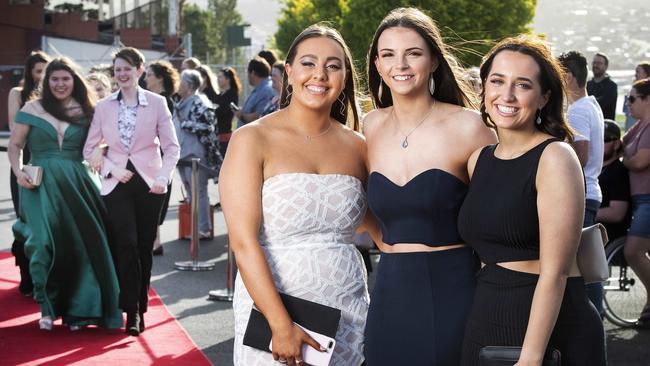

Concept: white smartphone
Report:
left=269, top=323, right=336, bottom=366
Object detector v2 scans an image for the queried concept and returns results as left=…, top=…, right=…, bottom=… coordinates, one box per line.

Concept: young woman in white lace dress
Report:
left=219, top=24, right=369, bottom=366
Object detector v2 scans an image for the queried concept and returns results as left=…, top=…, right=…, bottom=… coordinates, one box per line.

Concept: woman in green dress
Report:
left=8, top=57, right=122, bottom=331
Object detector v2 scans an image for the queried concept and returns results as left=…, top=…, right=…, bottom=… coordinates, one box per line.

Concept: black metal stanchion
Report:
left=174, top=158, right=215, bottom=271
left=208, top=243, right=236, bottom=301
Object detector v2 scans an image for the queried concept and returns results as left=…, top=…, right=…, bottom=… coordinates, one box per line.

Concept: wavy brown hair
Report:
left=148, top=60, right=179, bottom=94
left=367, top=7, right=475, bottom=109
left=280, top=23, right=360, bottom=131
left=20, top=51, right=51, bottom=107
left=479, top=35, right=574, bottom=142
left=41, top=57, right=95, bottom=124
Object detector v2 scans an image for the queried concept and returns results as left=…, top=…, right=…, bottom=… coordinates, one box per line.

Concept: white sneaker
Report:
left=39, top=316, right=53, bottom=331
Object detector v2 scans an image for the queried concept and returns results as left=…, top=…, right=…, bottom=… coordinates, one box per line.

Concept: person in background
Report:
left=9, top=57, right=122, bottom=331
left=145, top=60, right=180, bottom=255
left=257, top=49, right=279, bottom=71
left=182, top=57, right=201, bottom=71
left=174, top=70, right=221, bottom=239
left=234, top=57, right=275, bottom=128
left=261, top=62, right=284, bottom=116
left=87, top=72, right=112, bottom=100
left=197, top=65, right=220, bottom=105
left=624, top=61, right=650, bottom=131
left=84, top=47, right=180, bottom=336
left=597, top=120, right=631, bottom=241
left=90, top=64, right=118, bottom=93
left=215, top=67, right=241, bottom=156
left=146, top=60, right=180, bottom=113
left=558, top=50, right=605, bottom=315
left=587, top=52, right=618, bottom=120
left=622, top=78, right=650, bottom=328
left=7, top=50, right=50, bottom=297
left=458, top=35, right=606, bottom=366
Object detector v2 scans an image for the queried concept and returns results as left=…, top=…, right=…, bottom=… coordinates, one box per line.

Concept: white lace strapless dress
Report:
left=233, top=173, right=369, bottom=366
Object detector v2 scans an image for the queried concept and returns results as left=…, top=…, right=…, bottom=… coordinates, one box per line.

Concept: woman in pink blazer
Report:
left=83, top=47, right=179, bottom=336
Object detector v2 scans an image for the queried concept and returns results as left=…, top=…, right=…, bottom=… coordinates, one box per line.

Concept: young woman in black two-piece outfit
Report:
left=362, top=8, right=496, bottom=365
left=457, top=36, right=606, bottom=366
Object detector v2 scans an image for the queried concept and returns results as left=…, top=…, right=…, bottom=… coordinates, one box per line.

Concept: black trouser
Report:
left=103, top=161, right=165, bottom=314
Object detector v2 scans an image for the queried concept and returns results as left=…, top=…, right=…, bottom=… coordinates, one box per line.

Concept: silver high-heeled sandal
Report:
left=39, top=316, right=53, bottom=331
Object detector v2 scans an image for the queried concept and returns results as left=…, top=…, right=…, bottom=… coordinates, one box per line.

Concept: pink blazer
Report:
left=83, top=88, right=180, bottom=196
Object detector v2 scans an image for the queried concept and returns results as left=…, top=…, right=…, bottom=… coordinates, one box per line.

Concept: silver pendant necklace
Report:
left=304, top=122, right=333, bottom=141
left=393, top=101, right=436, bottom=148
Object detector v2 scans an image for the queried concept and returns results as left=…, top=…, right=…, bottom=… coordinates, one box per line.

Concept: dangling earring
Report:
left=429, top=73, right=436, bottom=95
left=378, top=78, right=384, bottom=101
left=338, top=91, right=347, bottom=116
left=536, top=109, right=542, bottom=125
left=284, top=84, right=292, bottom=107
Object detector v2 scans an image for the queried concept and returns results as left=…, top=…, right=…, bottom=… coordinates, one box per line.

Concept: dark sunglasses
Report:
left=629, top=95, right=645, bottom=104
left=604, top=137, right=619, bottom=143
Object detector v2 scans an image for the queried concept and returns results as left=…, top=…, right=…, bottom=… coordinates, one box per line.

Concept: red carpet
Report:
left=0, top=252, right=213, bottom=366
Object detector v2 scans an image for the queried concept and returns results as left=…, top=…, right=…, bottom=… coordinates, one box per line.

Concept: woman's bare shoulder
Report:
left=361, top=107, right=391, bottom=136
left=9, top=87, right=22, bottom=98
left=21, top=99, right=43, bottom=114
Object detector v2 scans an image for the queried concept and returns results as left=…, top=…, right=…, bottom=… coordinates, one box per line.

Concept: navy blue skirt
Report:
left=364, top=246, right=479, bottom=366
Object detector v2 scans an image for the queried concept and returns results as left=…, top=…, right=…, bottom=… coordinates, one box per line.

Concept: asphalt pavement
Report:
left=0, top=138, right=649, bottom=366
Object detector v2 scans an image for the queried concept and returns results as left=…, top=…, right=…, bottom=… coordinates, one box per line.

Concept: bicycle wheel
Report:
left=603, top=236, right=646, bottom=327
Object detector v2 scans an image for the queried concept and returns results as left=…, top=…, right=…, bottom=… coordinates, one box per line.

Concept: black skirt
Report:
left=460, top=264, right=606, bottom=366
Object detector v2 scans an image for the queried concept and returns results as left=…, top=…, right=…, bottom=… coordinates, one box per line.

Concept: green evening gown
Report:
left=12, top=106, right=123, bottom=329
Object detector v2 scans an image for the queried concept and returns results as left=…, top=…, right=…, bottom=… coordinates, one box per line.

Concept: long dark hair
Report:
left=41, top=57, right=95, bottom=124
left=197, top=65, right=219, bottom=102
left=20, top=51, right=50, bottom=107
left=479, top=35, right=573, bottom=142
left=220, top=67, right=241, bottom=96
left=280, top=23, right=360, bottom=131
left=367, top=8, right=475, bottom=109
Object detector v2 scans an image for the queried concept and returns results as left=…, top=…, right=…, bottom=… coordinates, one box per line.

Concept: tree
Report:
left=182, top=0, right=242, bottom=63
left=274, top=0, right=349, bottom=59
left=209, top=0, right=242, bottom=61
left=183, top=4, right=214, bottom=60
left=275, top=0, right=536, bottom=72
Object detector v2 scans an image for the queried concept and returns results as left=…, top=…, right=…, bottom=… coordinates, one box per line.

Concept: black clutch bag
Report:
left=479, top=346, right=561, bottom=366
left=242, top=292, right=341, bottom=353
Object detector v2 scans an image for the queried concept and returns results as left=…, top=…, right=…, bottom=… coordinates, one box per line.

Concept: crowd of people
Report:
left=5, top=5, right=650, bottom=366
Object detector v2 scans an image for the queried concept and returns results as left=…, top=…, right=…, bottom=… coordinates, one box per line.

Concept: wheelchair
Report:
left=603, top=235, right=648, bottom=327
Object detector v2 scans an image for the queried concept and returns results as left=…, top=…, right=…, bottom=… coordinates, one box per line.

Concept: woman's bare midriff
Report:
left=379, top=243, right=467, bottom=253
left=484, top=259, right=582, bottom=277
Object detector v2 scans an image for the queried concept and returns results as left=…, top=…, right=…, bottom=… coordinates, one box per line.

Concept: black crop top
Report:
left=457, top=138, right=560, bottom=263
left=367, top=169, right=467, bottom=246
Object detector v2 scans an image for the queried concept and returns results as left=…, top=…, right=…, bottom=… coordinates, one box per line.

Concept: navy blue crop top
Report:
left=367, top=169, right=467, bottom=246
